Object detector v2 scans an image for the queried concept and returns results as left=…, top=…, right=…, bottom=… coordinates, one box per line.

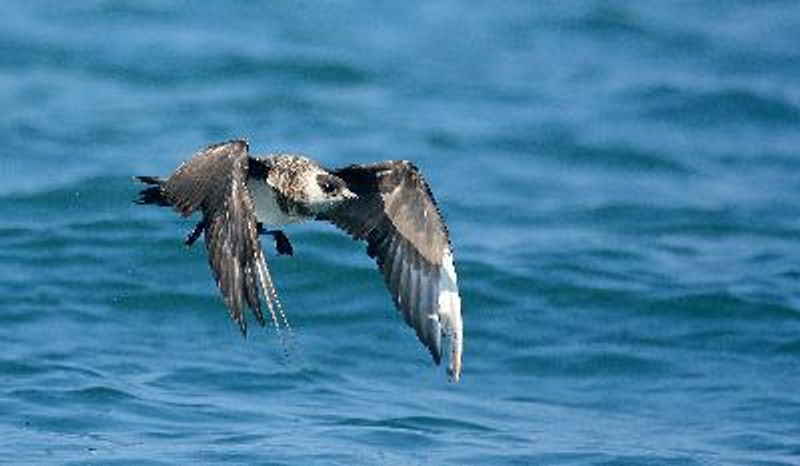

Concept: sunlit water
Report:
left=1, top=2, right=799, bottom=464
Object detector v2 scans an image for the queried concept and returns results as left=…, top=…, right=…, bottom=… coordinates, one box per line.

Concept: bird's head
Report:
left=307, top=172, right=357, bottom=213
left=265, top=155, right=357, bottom=215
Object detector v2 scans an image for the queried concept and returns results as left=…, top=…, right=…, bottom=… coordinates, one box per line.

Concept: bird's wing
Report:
left=159, top=140, right=281, bottom=335
left=320, top=161, right=463, bottom=381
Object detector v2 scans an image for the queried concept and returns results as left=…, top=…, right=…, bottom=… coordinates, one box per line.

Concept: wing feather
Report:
left=321, top=161, right=463, bottom=381
left=156, top=140, right=279, bottom=334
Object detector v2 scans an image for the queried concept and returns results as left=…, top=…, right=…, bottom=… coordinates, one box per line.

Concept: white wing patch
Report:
left=438, top=248, right=463, bottom=382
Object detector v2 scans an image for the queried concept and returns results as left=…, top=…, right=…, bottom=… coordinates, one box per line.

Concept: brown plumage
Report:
left=320, top=162, right=454, bottom=364
left=136, top=139, right=463, bottom=381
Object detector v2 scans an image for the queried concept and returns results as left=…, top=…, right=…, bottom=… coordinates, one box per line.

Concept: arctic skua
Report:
left=135, top=139, right=463, bottom=381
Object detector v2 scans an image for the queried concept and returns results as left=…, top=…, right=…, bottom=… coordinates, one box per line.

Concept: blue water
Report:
left=2, top=1, right=799, bottom=464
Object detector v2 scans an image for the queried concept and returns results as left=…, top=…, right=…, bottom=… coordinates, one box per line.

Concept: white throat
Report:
left=247, top=179, right=308, bottom=227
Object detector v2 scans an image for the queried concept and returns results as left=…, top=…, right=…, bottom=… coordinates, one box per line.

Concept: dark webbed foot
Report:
left=269, top=230, right=294, bottom=256
left=185, top=219, right=206, bottom=246
left=257, top=224, right=294, bottom=256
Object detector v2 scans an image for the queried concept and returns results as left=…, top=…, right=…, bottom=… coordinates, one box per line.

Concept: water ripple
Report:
left=2, top=2, right=800, bottom=464
left=629, top=84, right=800, bottom=127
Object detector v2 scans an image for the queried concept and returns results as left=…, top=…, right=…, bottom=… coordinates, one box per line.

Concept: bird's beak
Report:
left=342, top=189, right=358, bottom=200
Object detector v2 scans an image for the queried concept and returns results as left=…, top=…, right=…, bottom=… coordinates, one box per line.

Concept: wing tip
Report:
left=429, top=338, right=443, bottom=366
left=447, top=334, right=462, bottom=383
left=236, top=318, right=248, bottom=338
left=439, top=248, right=463, bottom=383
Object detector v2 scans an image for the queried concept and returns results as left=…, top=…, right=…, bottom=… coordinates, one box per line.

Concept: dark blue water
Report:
left=2, top=1, right=799, bottom=464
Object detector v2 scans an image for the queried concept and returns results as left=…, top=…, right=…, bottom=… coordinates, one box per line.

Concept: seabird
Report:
left=135, top=139, right=463, bottom=381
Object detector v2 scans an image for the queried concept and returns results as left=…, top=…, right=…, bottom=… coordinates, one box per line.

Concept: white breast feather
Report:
left=247, top=180, right=304, bottom=226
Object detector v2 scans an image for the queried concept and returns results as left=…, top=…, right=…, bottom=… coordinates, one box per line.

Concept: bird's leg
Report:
left=257, top=223, right=294, bottom=256
left=185, top=219, right=206, bottom=246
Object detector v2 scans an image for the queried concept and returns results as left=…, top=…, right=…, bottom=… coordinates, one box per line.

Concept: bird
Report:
left=135, top=139, right=463, bottom=381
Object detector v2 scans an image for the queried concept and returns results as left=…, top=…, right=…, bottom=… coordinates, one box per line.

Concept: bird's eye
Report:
left=318, top=175, right=339, bottom=194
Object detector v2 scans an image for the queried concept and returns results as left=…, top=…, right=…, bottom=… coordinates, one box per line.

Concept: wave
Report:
left=625, top=84, right=800, bottom=127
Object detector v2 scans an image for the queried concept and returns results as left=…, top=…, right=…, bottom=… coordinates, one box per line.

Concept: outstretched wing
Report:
left=320, top=161, right=463, bottom=381
left=157, top=140, right=279, bottom=335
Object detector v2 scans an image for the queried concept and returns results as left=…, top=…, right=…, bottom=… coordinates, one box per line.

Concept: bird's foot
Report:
left=185, top=219, right=206, bottom=246
left=257, top=224, right=294, bottom=256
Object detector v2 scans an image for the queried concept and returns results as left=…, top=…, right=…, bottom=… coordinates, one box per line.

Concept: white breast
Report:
left=247, top=179, right=306, bottom=226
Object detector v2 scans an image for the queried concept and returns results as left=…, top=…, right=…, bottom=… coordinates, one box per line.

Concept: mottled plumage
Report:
left=136, top=139, right=463, bottom=381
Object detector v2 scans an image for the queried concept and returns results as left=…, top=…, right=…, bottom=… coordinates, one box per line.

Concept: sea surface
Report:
left=1, top=1, right=799, bottom=465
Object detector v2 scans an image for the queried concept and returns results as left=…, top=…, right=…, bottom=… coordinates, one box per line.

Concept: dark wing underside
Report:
left=320, top=161, right=463, bottom=381
left=156, top=140, right=280, bottom=335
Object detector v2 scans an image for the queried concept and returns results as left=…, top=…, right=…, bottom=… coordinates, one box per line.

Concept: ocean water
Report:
left=1, top=1, right=799, bottom=464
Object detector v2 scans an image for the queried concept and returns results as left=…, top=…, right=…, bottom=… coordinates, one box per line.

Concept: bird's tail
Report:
left=134, top=176, right=170, bottom=206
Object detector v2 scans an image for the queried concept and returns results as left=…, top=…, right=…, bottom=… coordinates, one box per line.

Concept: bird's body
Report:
left=136, top=139, right=463, bottom=381
left=247, top=154, right=349, bottom=225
